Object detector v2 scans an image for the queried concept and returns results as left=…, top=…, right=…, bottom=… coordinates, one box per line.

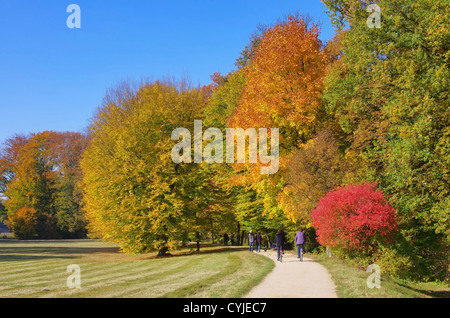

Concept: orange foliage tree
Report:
left=0, top=131, right=87, bottom=239
left=226, top=14, right=329, bottom=228
left=229, top=14, right=327, bottom=148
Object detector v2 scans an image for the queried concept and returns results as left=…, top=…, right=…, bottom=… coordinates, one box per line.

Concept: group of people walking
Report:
left=248, top=228, right=306, bottom=261
left=274, top=228, right=306, bottom=261
left=222, top=228, right=306, bottom=261
left=247, top=230, right=263, bottom=252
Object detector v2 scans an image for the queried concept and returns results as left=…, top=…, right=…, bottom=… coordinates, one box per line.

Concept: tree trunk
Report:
left=236, top=222, right=241, bottom=246
left=266, top=235, right=272, bottom=249
left=157, top=246, right=168, bottom=257
left=196, top=231, right=200, bottom=252
left=326, top=246, right=332, bottom=258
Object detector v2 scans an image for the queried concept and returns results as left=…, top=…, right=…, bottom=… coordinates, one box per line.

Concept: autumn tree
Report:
left=202, top=71, right=249, bottom=242
left=224, top=14, right=330, bottom=241
left=234, top=24, right=267, bottom=70
left=8, top=207, right=38, bottom=239
left=0, top=131, right=87, bottom=239
left=81, top=78, right=235, bottom=254
left=52, top=132, right=88, bottom=238
left=227, top=14, right=329, bottom=191
left=280, top=129, right=353, bottom=225
left=322, top=0, right=449, bottom=279
left=230, top=14, right=327, bottom=148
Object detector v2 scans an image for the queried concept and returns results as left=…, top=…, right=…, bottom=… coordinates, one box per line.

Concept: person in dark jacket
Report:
left=223, top=232, right=229, bottom=246
left=274, top=229, right=285, bottom=261
left=255, top=232, right=262, bottom=252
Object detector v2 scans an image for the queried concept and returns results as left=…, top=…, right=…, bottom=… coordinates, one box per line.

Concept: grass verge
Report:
left=310, top=253, right=449, bottom=298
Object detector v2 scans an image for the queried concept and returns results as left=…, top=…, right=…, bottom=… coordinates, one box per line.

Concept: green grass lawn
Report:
left=0, top=239, right=274, bottom=298
left=310, top=254, right=449, bottom=298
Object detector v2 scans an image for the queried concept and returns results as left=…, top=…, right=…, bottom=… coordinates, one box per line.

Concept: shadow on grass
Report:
left=0, top=240, right=250, bottom=262
left=144, top=246, right=248, bottom=260
left=396, top=282, right=450, bottom=298
left=0, top=254, right=77, bottom=262
left=0, top=239, right=120, bottom=262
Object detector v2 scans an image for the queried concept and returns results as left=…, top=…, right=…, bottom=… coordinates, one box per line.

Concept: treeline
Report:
left=0, top=0, right=447, bottom=281
left=0, top=131, right=87, bottom=239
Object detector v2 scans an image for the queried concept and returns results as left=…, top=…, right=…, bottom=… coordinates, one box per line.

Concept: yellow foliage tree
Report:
left=81, top=79, right=209, bottom=254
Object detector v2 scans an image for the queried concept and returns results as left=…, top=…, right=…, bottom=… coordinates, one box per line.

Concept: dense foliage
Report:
left=0, top=131, right=87, bottom=239
left=1, top=1, right=447, bottom=281
left=321, top=0, right=449, bottom=279
left=312, top=183, right=398, bottom=252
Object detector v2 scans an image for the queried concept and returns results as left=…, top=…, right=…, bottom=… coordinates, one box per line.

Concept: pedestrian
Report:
left=248, top=230, right=255, bottom=252
left=223, top=232, right=229, bottom=246
left=280, top=230, right=286, bottom=255
left=255, top=232, right=262, bottom=252
left=274, top=229, right=285, bottom=261
left=295, top=228, right=306, bottom=258
left=230, top=233, right=235, bottom=246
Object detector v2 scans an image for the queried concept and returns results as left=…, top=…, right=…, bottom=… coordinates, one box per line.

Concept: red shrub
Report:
left=312, top=183, right=398, bottom=251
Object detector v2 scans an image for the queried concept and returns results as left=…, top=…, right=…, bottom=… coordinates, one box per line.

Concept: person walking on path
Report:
left=255, top=232, right=262, bottom=252
left=295, top=228, right=306, bottom=258
left=248, top=230, right=255, bottom=252
left=274, top=229, right=285, bottom=261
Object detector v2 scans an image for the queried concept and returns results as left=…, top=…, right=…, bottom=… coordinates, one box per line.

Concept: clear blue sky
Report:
left=0, top=0, right=335, bottom=144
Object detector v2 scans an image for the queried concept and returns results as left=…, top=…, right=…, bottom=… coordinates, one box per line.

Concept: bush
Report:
left=373, top=246, right=415, bottom=279
left=312, top=183, right=398, bottom=256
left=9, top=207, right=38, bottom=239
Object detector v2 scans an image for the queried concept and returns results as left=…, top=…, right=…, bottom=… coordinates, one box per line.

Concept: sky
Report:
left=0, top=0, right=335, bottom=145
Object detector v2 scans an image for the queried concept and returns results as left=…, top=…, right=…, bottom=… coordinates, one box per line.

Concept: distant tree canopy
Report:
left=0, top=131, right=87, bottom=239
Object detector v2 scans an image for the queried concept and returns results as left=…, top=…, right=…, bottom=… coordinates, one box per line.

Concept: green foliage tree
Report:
left=322, top=0, right=449, bottom=279
left=0, top=199, right=7, bottom=228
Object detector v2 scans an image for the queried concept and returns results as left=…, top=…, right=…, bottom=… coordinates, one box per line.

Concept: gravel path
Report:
left=245, top=250, right=338, bottom=298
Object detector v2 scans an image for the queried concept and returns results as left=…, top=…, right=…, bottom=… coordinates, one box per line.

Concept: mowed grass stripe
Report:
left=64, top=258, right=198, bottom=298
left=18, top=259, right=177, bottom=298
left=30, top=256, right=203, bottom=298
left=1, top=258, right=79, bottom=274
left=1, top=259, right=158, bottom=297
left=124, top=254, right=226, bottom=298
left=81, top=256, right=209, bottom=298
left=161, top=253, right=242, bottom=298
left=184, top=251, right=274, bottom=298
left=1, top=261, right=78, bottom=282
left=0, top=263, right=73, bottom=295
left=0, top=259, right=137, bottom=290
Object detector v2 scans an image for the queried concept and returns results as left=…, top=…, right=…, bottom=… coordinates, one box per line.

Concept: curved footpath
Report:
left=245, top=250, right=338, bottom=298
